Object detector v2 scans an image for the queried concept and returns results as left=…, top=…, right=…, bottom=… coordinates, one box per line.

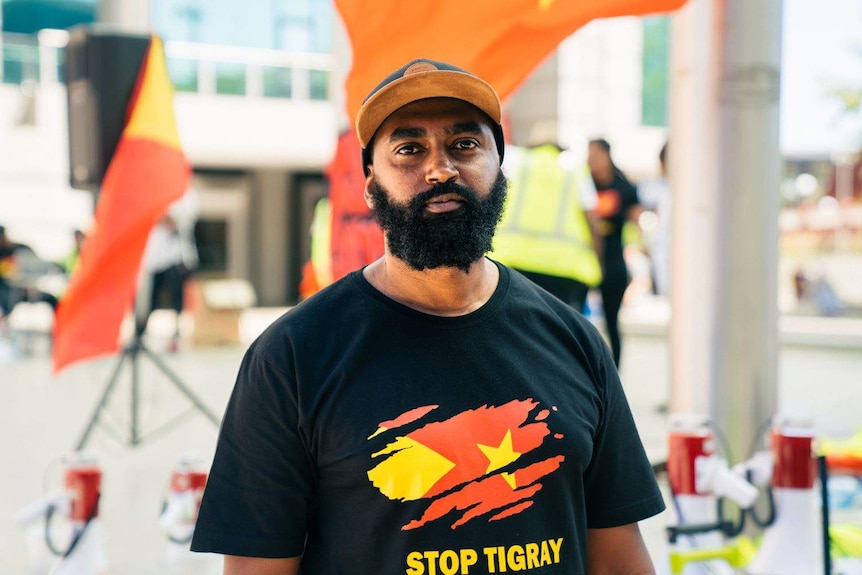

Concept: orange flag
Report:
left=53, top=36, right=190, bottom=373
left=336, top=0, right=687, bottom=121
left=326, top=130, right=384, bottom=282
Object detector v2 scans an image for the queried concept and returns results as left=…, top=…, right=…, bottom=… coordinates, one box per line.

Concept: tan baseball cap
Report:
left=355, top=58, right=505, bottom=175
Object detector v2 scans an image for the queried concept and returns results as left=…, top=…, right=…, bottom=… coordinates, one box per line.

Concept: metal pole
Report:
left=669, top=0, right=782, bottom=461
left=131, top=339, right=140, bottom=445
left=818, top=455, right=832, bottom=575
left=141, top=344, right=220, bottom=425
left=668, top=0, right=720, bottom=417
left=834, top=153, right=857, bottom=251
left=76, top=350, right=129, bottom=450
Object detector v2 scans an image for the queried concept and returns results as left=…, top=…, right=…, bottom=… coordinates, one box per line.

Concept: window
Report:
left=1, top=0, right=97, bottom=34
left=151, top=0, right=332, bottom=52
left=194, top=219, right=228, bottom=273
left=641, top=16, right=670, bottom=127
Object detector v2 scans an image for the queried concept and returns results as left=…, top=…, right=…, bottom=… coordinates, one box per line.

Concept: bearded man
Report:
left=192, top=59, right=664, bottom=575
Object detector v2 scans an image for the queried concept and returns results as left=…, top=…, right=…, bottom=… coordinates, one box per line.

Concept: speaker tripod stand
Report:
left=75, top=323, right=220, bottom=450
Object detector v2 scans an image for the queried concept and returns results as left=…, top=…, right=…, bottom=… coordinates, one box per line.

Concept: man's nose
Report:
left=424, top=147, right=458, bottom=185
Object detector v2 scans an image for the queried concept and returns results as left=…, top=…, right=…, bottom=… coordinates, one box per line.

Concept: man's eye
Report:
left=454, top=139, right=478, bottom=150
left=396, top=144, right=420, bottom=155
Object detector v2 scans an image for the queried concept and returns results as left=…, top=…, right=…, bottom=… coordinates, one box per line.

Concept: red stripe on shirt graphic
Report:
left=367, top=399, right=565, bottom=530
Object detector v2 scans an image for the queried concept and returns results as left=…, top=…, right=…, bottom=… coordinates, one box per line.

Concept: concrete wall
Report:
left=174, top=94, right=336, bottom=169
left=0, top=83, right=94, bottom=260
left=501, top=18, right=668, bottom=179
left=506, top=53, right=559, bottom=147
left=559, top=18, right=667, bottom=177
left=250, top=170, right=290, bottom=306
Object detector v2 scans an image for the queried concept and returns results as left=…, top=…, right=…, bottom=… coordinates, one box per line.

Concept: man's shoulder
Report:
left=259, top=272, right=364, bottom=336
left=502, top=267, right=613, bottom=383
left=247, top=271, right=374, bottom=370
left=506, top=268, right=586, bottom=318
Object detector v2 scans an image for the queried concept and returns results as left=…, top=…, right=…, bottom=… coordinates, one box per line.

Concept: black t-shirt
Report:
left=191, top=262, right=664, bottom=574
left=593, top=173, right=639, bottom=266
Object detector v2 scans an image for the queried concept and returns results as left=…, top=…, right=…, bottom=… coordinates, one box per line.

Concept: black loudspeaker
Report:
left=66, top=26, right=151, bottom=192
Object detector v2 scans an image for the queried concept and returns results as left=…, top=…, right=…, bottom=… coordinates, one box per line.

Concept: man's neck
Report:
left=363, top=255, right=499, bottom=317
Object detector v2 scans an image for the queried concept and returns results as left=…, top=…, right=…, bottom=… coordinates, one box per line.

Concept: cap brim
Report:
left=355, top=70, right=502, bottom=149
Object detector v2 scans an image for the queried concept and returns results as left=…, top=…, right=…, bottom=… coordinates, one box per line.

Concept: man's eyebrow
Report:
left=388, top=127, right=426, bottom=142
left=448, top=121, right=484, bottom=136
left=387, top=122, right=485, bottom=143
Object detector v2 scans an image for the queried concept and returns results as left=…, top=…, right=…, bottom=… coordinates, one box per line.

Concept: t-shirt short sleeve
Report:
left=191, top=342, right=313, bottom=558
left=581, top=335, right=665, bottom=528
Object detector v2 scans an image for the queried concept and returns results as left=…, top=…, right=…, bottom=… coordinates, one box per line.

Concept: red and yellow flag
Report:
left=367, top=399, right=565, bottom=530
left=53, top=36, right=190, bottom=373
left=336, top=0, right=687, bottom=121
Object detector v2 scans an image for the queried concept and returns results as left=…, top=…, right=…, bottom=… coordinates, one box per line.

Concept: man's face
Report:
left=365, top=98, right=506, bottom=272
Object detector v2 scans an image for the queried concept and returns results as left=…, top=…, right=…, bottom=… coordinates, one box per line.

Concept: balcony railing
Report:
left=0, top=30, right=333, bottom=101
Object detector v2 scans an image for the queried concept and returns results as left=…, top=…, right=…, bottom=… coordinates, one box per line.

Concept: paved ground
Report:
left=1, top=307, right=861, bottom=574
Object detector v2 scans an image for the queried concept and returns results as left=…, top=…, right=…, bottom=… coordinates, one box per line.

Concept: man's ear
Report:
left=364, top=168, right=375, bottom=209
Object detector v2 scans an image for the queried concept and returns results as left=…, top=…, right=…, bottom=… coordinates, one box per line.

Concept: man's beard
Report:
left=368, top=170, right=508, bottom=273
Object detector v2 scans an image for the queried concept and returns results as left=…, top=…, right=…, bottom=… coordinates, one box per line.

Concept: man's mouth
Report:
left=424, top=194, right=466, bottom=214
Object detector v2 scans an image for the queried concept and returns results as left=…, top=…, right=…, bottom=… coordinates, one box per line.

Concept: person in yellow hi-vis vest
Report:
left=493, top=125, right=602, bottom=313
left=298, top=197, right=333, bottom=300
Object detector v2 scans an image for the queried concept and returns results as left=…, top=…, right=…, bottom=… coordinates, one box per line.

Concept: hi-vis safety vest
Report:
left=310, top=197, right=333, bottom=287
left=299, top=197, right=333, bottom=299
left=492, top=145, right=602, bottom=287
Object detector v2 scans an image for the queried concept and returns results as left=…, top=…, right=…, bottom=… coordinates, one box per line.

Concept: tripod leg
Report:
left=131, top=342, right=141, bottom=446
left=139, top=344, right=221, bottom=426
left=76, top=349, right=129, bottom=450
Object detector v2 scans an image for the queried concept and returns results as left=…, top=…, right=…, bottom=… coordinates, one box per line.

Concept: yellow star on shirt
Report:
left=539, top=0, right=555, bottom=10
left=478, top=429, right=522, bottom=477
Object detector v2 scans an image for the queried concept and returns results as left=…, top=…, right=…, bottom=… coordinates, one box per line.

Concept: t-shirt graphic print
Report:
left=367, top=399, right=565, bottom=531
left=368, top=399, right=570, bottom=574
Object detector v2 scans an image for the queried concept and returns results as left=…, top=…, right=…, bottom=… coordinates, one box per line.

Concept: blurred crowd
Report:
left=0, top=188, right=199, bottom=360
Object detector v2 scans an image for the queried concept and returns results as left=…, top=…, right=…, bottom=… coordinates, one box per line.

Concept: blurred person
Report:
left=0, top=225, right=59, bottom=320
left=493, top=122, right=602, bottom=312
left=587, top=138, right=642, bottom=366
left=793, top=265, right=845, bottom=317
left=298, top=197, right=333, bottom=301
left=141, top=189, right=199, bottom=352
left=61, top=229, right=87, bottom=275
left=191, top=58, right=664, bottom=575
left=0, top=225, right=19, bottom=316
left=638, top=141, right=670, bottom=297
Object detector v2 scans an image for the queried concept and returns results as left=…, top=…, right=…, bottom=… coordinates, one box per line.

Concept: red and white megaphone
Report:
left=17, top=452, right=108, bottom=575
left=748, top=419, right=822, bottom=575
left=159, top=455, right=208, bottom=560
left=666, top=414, right=758, bottom=575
